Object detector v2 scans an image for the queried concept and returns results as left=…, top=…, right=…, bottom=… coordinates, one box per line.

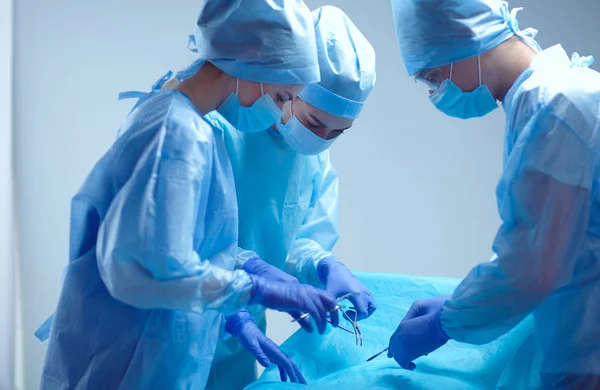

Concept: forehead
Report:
left=295, top=98, right=354, bottom=130
left=268, top=84, right=304, bottom=95
left=417, top=64, right=451, bottom=78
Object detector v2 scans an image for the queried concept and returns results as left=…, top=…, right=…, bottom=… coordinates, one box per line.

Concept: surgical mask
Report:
left=276, top=102, right=336, bottom=155
left=428, top=56, right=497, bottom=119
left=217, top=79, right=284, bottom=133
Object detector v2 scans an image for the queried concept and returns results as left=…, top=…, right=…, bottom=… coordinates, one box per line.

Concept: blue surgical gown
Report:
left=204, top=112, right=339, bottom=389
left=39, top=90, right=253, bottom=390
left=441, top=45, right=600, bottom=382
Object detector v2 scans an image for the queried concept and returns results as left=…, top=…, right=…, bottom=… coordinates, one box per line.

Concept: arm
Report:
left=284, top=152, right=376, bottom=320
left=97, top=117, right=252, bottom=315
left=442, top=109, right=595, bottom=344
left=203, top=111, right=257, bottom=271
left=285, top=151, right=340, bottom=286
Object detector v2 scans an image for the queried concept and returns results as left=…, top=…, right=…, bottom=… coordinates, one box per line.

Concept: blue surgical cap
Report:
left=298, top=6, right=376, bottom=120
left=391, top=0, right=539, bottom=76
left=179, top=0, right=320, bottom=85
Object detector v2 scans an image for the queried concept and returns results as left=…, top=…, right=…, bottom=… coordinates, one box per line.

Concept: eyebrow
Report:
left=308, top=113, right=352, bottom=132
left=308, top=113, right=326, bottom=127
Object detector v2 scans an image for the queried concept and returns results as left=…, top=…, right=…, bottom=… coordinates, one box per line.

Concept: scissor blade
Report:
left=366, top=347, right=389, bottom=362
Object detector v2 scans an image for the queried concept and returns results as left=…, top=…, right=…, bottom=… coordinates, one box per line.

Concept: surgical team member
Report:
left=203, top=6, right=377, bottom=388
left=388, top=0, right=600, bottom=387
left=36, top=1, right=342, bottom=389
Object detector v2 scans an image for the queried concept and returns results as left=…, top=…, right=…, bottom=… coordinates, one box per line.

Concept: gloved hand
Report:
left=243, top=257, right=315, bottom=333
left=242, top=257, right=298, bottom=284
left=317, top=257, right=376, bottom=321
left=387, top=296, right=451, bottom=370
left=226, top=310, right=306, bottom=384
left=249, top=274, right=339, bottom=334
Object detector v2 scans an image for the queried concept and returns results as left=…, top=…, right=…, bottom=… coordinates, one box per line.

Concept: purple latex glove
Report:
left=226, top=310, right=307, bottom=384
left=387, top=296, right=451, bottom=370
left=242, top=257, right=314, bottom=333
left=249, top=274, right=339, bottom=334
left=242, top=257, right=297, bottom=284
left=317, top=257, right=377, bottom=320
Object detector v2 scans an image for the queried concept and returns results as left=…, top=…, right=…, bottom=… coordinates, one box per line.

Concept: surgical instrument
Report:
left=340, top=306, right=363, bottom=346
left=291, top=292, right=359, bottom=322
left=327, top=319, right=355, bottom=335
left=366, top=347, right=388, bottom=362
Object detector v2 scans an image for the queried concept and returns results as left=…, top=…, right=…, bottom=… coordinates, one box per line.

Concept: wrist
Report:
left=248, top=274, right=266, bottom=306
left=242, top=256, right=263, bottom=273
left=225, top=309, right=253, bottom=337
left=434, top=307, right=451, bottom=342
left=316, top=256, right=337, bottom=284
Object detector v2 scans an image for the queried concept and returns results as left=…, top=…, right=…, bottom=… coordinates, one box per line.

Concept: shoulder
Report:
left=204, top=111, right=232, bottom=131
left=537, top=67, right=600, bottom=145
left=127, top=91, right=219, bottom=164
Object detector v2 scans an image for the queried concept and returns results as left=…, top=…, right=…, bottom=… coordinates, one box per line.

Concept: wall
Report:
left=1, top=0, right=14, bottom=388
left=13, top=0, right=600, bottom=388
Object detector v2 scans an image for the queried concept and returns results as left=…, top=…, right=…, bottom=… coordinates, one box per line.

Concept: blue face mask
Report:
left=217, top=79, right=284, bottom=133
left=428, top=57, right=498, bottom=119
left=276, top=102, right=336, bottom=155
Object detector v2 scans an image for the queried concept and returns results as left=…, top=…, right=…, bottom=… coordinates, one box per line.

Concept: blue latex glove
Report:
left=226, top=310, right=307, bottom=384
left=387, top=296, right=451, bottom=370
left=249, top=274, right=339, bottom=334
left=243, top=257, right=315, bottom=333
left=317, top=257, right=377, bottom=320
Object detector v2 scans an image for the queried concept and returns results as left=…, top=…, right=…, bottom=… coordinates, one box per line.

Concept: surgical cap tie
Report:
left=117, top=70, right=174, bottom=101
left=571, top=52, right=595, bottom=68
left=173, top=35, right=206, bottom=81
left=187, top=35, right=199, bottom=54
left=500, top=3, right=541, bottom=51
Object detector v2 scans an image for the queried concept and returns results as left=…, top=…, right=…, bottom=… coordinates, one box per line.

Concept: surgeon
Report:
left=388, top=0, right=600, bottom=387
left=201, top=6, right=377, bottom=388
left=36, top=1, right=342, bottom=389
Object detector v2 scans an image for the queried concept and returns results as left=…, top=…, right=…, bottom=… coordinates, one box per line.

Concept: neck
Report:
left=170, top=63, right=233, bottom=115
left=483, top=37, right=538, bottom=102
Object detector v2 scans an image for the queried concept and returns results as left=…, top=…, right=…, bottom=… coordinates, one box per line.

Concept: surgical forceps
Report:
left=339, top=304, right=363, bottom=346
left=291, top=292, right=363, bottom=345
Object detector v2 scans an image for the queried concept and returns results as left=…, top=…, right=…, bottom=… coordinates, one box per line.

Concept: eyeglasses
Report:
left=414, top=67, right=444, bottom=92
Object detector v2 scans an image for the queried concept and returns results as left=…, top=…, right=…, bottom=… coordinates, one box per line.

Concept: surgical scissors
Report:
left=366, top=347, right=388, bottom=362
left=291, top=292, right=360, bottom=337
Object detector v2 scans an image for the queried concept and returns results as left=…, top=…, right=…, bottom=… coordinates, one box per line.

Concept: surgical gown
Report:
left=39, top=90, right=253, bottom=390
left=441, top=45, right=600, bottom=382
left=204, top=111, right=339, bottom=389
